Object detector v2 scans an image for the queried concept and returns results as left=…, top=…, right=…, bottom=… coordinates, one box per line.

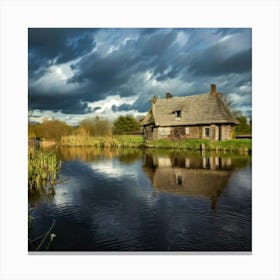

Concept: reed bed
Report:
left=60, top=135, right=144, bottom=148
left=28, top=150, right=61, bottom=191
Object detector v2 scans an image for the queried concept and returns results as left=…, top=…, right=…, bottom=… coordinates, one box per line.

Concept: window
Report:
left=185, top=127, right=190, bottom=134
left=175, top=110, right=181, bottom=118
left=204, top=127, right=210, bottom=137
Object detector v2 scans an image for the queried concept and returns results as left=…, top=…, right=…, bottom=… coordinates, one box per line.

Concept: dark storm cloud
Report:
left=112, top=98, right=151, bottom=113
left=68, top=29, right=178, bottom=100
left=28, top=28, right=252, bottom=116
left=28, top=28, right=96, bottom=79
left=112, top=103, right=133, bottom=112
left=189, top=48, right=252, bottom=76
left=29, top=89, right=92, bottom=114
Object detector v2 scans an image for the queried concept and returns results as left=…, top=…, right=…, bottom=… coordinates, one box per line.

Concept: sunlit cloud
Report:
left=28, top=28, right=252, bottom=123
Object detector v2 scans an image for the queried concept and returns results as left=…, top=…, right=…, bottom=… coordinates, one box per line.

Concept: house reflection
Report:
left=143, top=152, right=234, bottom=209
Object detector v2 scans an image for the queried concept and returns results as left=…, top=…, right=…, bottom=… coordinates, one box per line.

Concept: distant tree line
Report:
left=28, top=115, right=141, bottom=140
left=28, top=111, right=251, bottom=141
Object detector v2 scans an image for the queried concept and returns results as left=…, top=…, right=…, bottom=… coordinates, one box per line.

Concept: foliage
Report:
left=113, top=115, right=140, bottom=135
left=146, top=139, right=208, bottom=149
left=114, top=135, right=144, bottom=146
left=146, top=139, right=252, bottom=153
left=61, top=135, right=144, bottom=148
left=208, top=139, right=252, bottom=152
left=79, top=116, right=112, bottom=137
left=234, top=111, right=252, bottom=135
left=28, top=120, right=73, bottom=141
left=220, top=95, right=252, bottom=136
left=28, top=150, right=61, bottom=191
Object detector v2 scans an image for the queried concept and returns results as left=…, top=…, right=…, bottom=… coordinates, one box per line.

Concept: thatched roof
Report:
left=141, top=109, right=154, bottom=126
left=141, top=92, right=238, bottom=126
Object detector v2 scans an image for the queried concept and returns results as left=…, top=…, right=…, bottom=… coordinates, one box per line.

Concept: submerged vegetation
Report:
left=28, top=150, right=61, bottom=192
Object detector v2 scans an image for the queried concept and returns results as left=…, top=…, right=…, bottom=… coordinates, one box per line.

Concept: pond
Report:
left=28, top=147, right=251, bottom=252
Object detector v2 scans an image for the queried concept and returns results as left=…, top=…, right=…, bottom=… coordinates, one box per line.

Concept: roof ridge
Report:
left=215, top=94, right=239, bottom=124
left=157, top=92, right=210, bottom=101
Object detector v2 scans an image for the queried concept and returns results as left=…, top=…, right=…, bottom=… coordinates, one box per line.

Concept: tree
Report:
left=235, top=114, right=252, bottom=135
left=113, top=115, right=140, bottom=135
left=221, top=95, right=252, bottom=135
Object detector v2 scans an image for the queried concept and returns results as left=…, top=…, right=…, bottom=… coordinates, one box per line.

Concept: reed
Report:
left=28, top=150, right=61, bottom=191
left=60, top=135, right=144, bottom=148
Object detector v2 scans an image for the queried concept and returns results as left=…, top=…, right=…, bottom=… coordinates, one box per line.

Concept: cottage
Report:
left=141, top=84, right=238, bottom=141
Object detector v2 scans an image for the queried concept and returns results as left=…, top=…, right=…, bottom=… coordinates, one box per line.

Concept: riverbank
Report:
left=60, top=135, right=145, bottom=148
left=145, top=139, right=252, bottom=153
left=59, top=135, right=251, bottom=153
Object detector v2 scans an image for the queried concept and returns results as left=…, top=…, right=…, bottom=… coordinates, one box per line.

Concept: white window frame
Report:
left=185, top=127, right=190, bottom=134
left=204, top=126, right=210, bottom=137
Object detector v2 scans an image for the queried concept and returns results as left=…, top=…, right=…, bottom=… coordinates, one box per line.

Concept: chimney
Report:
left=166, top=92, right=173, bottom=99
left=210, top=84, right=217, bottom=96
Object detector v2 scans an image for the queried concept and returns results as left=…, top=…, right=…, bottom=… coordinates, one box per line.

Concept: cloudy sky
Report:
left=28, top=28, right=252, bottom=125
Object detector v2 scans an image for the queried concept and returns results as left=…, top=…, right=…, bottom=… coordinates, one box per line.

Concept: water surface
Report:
left=29, top=147, right=251, bottom=251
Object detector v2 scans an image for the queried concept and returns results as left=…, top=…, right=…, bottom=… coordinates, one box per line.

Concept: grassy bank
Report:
left=28, top=150, right=61, bottom=191
left=145, top=139, right=252, bottom=153
left=60, top=135, right=144, bottom=148
left=60, top=135, right=251, bottom=152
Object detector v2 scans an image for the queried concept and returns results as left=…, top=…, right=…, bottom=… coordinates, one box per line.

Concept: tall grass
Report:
left=60, top=135, right=144, bottom=148
left=145, top=139, right=252, bottom=153
left=145, top=139, right=209, bottom=150
left=28, top=150, right=61, bottom=191
left=208, top=139, right=252, bottom=152
left=60, top=135, right=251, bottom=152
